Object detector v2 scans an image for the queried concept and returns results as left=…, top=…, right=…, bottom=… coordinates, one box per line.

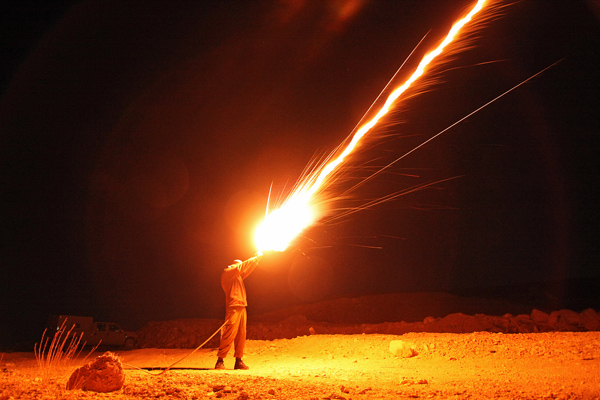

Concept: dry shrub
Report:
left=34, top=319, right=98, bottom=384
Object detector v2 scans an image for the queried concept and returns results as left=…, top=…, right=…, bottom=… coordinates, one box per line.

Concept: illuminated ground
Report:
left=2, top=331, right=599, bottom=399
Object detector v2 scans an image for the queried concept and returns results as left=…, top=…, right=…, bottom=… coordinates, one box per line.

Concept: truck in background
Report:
left=46, top=315, right=137, bottom=350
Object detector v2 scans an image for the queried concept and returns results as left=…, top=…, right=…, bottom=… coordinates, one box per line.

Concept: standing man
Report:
left=215, top=250, right=263, bottom=370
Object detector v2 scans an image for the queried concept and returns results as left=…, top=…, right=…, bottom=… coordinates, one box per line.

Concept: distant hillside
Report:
left=252, top=277, right=600, bottom=325
left=251, top=291, right=530, bottom=325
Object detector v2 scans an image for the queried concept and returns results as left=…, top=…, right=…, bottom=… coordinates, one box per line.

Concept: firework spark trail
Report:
left=336, top=59, right=563, bottom=204
left=305, top=0, right=487, bottom=198
left=255, top=0, right=489, bottom=252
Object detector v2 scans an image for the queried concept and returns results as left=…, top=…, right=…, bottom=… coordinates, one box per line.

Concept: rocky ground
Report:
left=2, top=331, right=600, bottom=399
left=2, top=292, right=600, bottom=399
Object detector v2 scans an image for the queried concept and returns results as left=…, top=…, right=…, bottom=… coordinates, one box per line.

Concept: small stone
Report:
left=268, top=388, right=276, bottom=395
left=213, top=385, right=226, bottom=392
left=389, top=340, right=418, bottom=358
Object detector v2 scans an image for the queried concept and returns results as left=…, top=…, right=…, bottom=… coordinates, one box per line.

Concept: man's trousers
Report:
left=217, top=306, right=247, bottom=359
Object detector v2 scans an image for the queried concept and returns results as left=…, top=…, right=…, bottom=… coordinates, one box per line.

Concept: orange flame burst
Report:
left=255, top=0, right=488, bottom=252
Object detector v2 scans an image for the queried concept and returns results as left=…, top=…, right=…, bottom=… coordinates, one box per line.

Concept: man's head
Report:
left=224, top=259, right=241, bottom=272
left=226, top=259, right=242, bottom=269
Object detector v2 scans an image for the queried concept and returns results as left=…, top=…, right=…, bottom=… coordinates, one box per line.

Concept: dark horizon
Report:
left=1, top=0, right=599, bottom=349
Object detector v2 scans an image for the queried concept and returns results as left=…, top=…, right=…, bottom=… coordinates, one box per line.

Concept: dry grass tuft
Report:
left=34, top=319, right=98, bottom=385
left=34, top=320, right=83, bottom=381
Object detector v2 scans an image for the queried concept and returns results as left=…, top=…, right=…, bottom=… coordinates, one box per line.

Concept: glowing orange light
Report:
left=255, top=0, right=488, bottom=252
left=255, top=193, right=314, bottom=252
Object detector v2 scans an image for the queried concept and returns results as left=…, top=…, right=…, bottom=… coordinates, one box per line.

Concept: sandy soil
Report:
left=2, top=331, right=600, bottom=399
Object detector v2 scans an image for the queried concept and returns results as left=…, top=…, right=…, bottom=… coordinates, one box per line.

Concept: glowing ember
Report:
left=255, top=0, right=488, bottom=252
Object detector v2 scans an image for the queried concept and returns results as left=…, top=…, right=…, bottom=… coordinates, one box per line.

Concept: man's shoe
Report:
left=214, top=358, right=225, bottom=370
left=234, top=358, right=249, bottom=370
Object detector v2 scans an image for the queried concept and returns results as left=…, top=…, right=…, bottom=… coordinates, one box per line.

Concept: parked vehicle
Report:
left=46, top=315, right=137, bottom=350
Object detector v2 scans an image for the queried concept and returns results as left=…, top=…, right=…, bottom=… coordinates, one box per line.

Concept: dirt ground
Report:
left=2, top=331, right=600, bottom=399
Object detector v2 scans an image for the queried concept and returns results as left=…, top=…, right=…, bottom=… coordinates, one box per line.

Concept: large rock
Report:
left=548, top=309, right=581, bottom=331
left=437, top=313, right=490, bottom=333
left=530, top=309, right=549, bottom=323
left=137, top=319, right=224, bottom=348
left=67, top=352, right=125, bottom=392
left=580, top=308, right=600, bottom=331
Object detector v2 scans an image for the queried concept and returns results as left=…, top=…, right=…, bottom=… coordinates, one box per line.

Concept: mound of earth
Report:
left=136, top=292, right=600, bottom=349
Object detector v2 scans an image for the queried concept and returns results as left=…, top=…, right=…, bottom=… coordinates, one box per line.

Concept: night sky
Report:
left=1, top=0, right=599, bottom=348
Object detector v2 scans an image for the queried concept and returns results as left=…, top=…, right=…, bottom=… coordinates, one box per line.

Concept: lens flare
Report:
left=255, top=0, right=488, bottom=252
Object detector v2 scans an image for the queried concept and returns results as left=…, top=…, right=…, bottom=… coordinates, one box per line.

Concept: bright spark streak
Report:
left=255, top=0, right=488, bottom=252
